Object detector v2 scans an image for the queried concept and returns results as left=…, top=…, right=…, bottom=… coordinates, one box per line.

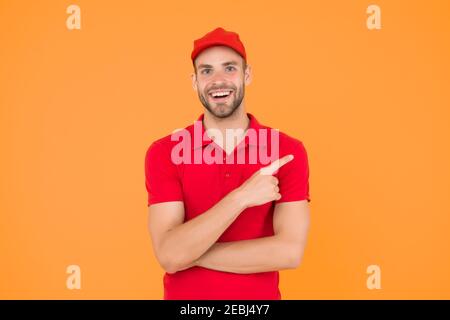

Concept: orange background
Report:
left=1, top=0, right=449, bottom=299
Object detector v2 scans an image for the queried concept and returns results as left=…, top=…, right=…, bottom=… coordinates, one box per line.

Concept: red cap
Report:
left=191, top=27, right=247, bottom=63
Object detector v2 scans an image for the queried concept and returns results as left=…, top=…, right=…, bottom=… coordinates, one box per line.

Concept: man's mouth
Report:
left=208, top=89, right=233, bottom=101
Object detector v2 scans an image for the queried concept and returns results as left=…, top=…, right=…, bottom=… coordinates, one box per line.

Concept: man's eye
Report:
left=226, top=66, right=236, bottom=72
left=201, top=69, right=211, bottom=75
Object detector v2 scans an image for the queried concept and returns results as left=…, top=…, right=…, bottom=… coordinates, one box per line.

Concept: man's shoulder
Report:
left=145, top=122, right=194, bottom=158
left=258, top=122, right=305, bottom=151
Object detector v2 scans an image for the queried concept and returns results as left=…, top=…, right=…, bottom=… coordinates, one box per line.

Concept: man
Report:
left=145, top=27, right=311, bottom=300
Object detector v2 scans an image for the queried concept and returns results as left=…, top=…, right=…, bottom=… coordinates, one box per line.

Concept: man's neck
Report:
left=203, top=106, right=250, bottom=155
left=203, top=107, right=249, bottom=133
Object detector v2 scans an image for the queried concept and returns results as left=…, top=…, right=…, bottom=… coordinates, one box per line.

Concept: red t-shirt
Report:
left=145, top=113, right=310, bottom=299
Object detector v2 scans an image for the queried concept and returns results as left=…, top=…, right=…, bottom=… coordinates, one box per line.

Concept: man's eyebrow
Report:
left=222, top=61, right=239, bottom=66
left=197, top=61, right=239, bottom=69
left=197, top=63, right=213, bottom=70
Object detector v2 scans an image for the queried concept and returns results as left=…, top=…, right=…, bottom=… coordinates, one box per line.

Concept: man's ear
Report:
left=191, top=72, right=198, bottom=91
left=244, top=64, right=252, bottom=86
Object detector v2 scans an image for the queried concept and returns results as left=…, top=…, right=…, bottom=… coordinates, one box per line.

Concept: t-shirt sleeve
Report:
left=275, top=140, right=311, bottom=204
left=145, top=141, right=184, bottom=206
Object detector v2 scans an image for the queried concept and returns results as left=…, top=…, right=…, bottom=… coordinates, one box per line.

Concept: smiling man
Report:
left=145, top=27, right=311, bottom=300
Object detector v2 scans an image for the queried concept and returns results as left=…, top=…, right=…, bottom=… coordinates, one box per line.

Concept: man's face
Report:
left=192, top=46, right=251, bottom=118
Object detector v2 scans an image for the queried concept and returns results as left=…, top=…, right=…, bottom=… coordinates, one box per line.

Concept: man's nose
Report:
left=210, top=69, right=228, bottom=84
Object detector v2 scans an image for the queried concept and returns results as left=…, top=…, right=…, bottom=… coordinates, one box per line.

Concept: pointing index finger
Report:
left=259, top=154, right=294, bottom=175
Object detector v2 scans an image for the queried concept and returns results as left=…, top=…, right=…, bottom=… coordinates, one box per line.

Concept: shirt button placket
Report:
left=223, top=153, right=233, bottom=194
left=223, top=154, right=229, bottom=178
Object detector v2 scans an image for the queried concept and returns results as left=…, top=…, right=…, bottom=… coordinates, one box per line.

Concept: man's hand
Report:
left=236, top=154, right=294, bottom=208
left=148, top=154, right=295, bottom=274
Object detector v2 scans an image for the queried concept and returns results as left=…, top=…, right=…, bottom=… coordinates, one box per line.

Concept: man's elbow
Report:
left=160, top=259, right=180, bottom=274
left=157, top=251, right=191, bottom=274
left=157, top=255, right=180, bottom=273
left=285, top=246, right=305, bottom=269
left=288, top=255, right=303, bottom=269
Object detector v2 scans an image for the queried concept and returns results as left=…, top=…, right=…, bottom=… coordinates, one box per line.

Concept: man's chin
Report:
left=209, top=106, right=236, bottom=118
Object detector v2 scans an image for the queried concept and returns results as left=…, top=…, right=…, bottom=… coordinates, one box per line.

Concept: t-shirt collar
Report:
left=191, top=112, right=265, bottom=150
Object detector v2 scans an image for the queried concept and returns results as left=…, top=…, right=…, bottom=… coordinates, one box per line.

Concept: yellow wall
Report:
left=1, top=0, right=449, bottom=299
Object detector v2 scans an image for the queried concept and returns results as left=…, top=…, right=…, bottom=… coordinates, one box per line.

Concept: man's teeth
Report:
left=211, top=91, right=231, bottom=97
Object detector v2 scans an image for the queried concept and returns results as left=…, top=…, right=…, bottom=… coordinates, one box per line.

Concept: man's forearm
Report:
left=160, top=189, right=246, bottom=273
left=159, top=155, right=295, bottom=274
left=195, top=235, right=301, bottom=274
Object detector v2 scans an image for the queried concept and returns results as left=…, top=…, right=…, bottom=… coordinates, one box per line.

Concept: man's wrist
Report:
left=228, top=187, right=248, bottom=211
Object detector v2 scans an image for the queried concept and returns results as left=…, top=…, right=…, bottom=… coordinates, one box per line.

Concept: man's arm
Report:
left=148, top=155, right=294, bottom=274
left=148, top=192, right=244, bottom=274
left=195, top=200, right=310, bottom=274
